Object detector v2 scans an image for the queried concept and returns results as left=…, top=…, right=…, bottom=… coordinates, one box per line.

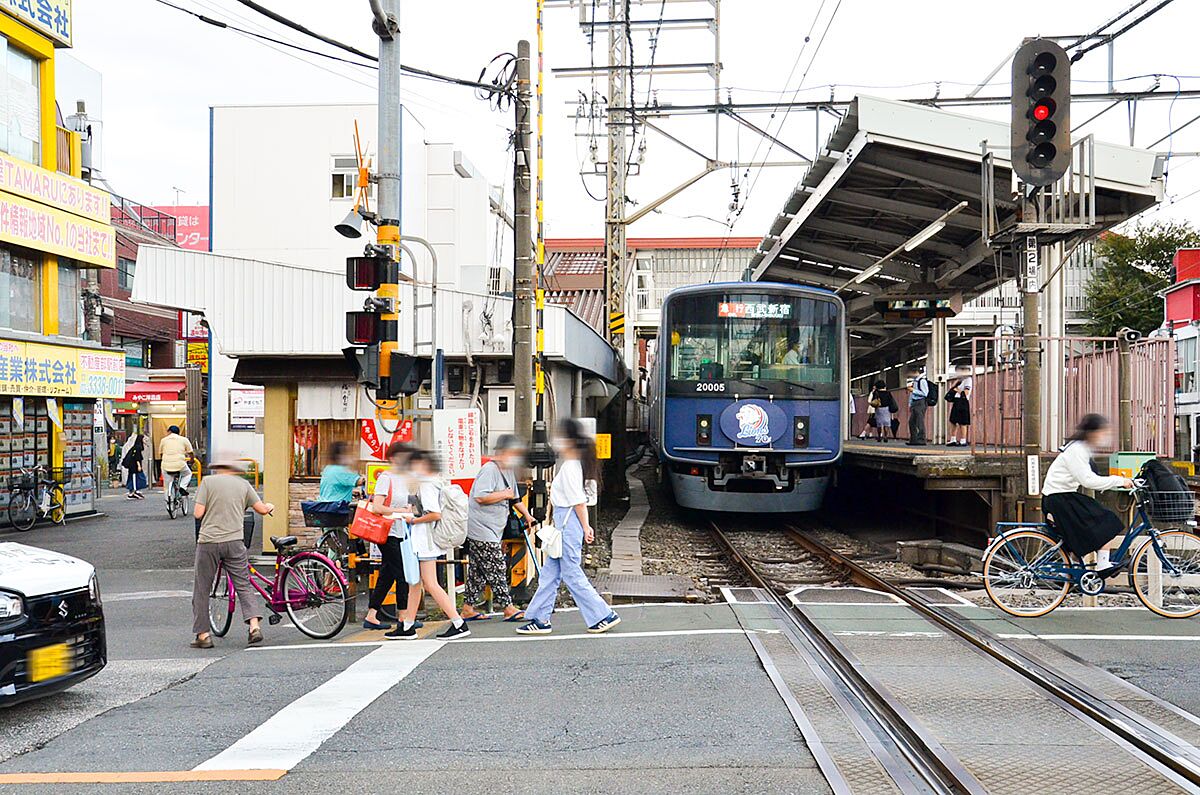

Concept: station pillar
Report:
left=929, top=317, right=950, bottom=445
left=1040, top=243, right=1066, bottom=451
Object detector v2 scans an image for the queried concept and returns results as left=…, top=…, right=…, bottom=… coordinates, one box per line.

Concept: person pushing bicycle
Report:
left=190, top=456, right=275, bottom=649
left=159, top=425, right=195, bottom=505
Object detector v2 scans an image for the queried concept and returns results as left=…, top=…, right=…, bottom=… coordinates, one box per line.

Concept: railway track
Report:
left=711, top=520, right=1200, bottom=794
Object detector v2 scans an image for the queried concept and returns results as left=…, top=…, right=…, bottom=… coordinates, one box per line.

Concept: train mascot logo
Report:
left=735, top=404, right=772, bottom=444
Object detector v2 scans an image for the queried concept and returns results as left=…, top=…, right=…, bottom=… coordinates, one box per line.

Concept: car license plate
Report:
left=27, top=643, right=71, bottom=683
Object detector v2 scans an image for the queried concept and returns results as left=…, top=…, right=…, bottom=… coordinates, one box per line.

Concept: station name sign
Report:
left=1, top=0, right=72, bottom=47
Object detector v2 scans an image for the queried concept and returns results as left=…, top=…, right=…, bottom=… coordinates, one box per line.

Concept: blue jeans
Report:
left=525, top=506, right=612, bottom=627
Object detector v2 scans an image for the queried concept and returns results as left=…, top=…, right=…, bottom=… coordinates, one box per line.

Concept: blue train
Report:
left=648, top=282, right=846, bottom=513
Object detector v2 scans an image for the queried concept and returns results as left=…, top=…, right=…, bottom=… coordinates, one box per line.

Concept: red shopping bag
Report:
left=349, top=482, right=392, bottom=545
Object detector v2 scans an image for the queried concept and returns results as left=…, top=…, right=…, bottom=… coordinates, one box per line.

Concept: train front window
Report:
left=667, top=293, right=839, bottom=397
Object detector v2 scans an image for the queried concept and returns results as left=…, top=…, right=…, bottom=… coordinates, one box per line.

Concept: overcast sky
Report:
left=70, top=0, right=1200, bottom=239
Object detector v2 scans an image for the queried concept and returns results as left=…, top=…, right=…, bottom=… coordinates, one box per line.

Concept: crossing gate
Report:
left=969, top=335, right=1175, bottom=457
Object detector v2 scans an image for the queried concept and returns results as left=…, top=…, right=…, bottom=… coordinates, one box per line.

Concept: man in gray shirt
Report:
left=461, top=435, right=535, bottom=621
left=190, top=458, right=275, bottom=648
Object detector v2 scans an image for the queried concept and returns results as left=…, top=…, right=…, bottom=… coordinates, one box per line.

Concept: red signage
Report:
left=360, top=419, right=414, bottom=460
left=152, top=205, right=210, bottom=251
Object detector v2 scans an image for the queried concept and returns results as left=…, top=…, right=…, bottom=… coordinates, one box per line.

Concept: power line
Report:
left=1071, top=0, right=1177, bottom=62
left=1064, top=0, right=1151, bottom=49
left=232, top=0, right=376, bottom=61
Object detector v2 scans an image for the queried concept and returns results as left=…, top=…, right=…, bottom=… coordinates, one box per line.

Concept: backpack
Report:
left=1139, top=459, right=1194, bottom=524
left=430, top=481, right=469, bottom=550
left=923, top=378, right=939, bottom=407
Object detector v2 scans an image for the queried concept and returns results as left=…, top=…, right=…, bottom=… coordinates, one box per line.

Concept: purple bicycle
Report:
left=208, top=535, right=349, bottom=640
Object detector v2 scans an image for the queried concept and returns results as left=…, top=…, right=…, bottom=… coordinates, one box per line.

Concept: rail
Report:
left=783, top=524, right=1200, bottom=790
left=710, top=522, right=984, bottom=794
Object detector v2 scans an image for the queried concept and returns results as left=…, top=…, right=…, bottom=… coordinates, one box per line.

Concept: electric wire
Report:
left=1071, top=0, right=1177, bottom=62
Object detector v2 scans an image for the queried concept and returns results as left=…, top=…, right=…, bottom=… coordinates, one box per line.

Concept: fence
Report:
left=969, top=335, right=1174, bottom=457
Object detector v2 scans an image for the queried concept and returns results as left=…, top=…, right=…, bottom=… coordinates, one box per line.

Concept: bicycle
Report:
left=208, top=535, right=350, bottom=640
left=165, top=471, right=190, bottom=520
left=7, top=465, right=66, bottom=532
left=983, top=479, right=1200, bottom=618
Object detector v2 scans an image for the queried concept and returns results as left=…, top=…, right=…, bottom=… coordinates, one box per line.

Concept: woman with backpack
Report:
left=1042, top=414, right=1133, bottom=560
left=517, top=419, right=620, bottom=636
left=389, top=449, right=470, bottom=641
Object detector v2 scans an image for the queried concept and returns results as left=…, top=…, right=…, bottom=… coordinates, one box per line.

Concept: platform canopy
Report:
left=749, top=96, right=1164, bottom=375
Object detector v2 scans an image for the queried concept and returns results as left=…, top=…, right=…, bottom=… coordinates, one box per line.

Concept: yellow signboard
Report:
left=365, top=463, right=387, bottom=494
left=595, top=433, right=612, bottom=460
left=0, top=190, right=114, bottom=268
left=1, top=0, right=72, bottom=47
left=0, top=150, right=108, bottom=223
left=186, top=341, right=209, bottom=374
left=0, top=339, right=124, bottom=398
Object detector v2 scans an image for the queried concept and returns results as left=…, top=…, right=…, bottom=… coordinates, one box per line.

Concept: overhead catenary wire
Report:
left=1070, top=0, right=1177, bottom=62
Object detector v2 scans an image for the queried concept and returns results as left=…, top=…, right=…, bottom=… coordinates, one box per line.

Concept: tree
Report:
left=1082, top=220, right=1200, bottom=337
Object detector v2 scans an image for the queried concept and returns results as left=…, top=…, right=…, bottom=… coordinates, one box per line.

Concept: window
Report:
left=1177, top=337, right=1197, bottom=395
left=57, top=262, right=80, bottom=338
left=0, top=39, right=40, bottom=165
left=330, top=156, right=372, bottom=200
left=0, top=246, right=39, bottom=332
left=666, top=291, right=841, bottom=398
left=118, top=257, right=135, bottom=291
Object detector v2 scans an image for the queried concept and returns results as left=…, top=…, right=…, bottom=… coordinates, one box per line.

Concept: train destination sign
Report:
left=717, top=301, right=793, bottom=319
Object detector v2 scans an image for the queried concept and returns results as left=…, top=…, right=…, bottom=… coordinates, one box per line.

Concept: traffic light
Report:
left=1011, top=38, right=1071, bottom=187
left=342, top=344, right=380, bottom=389
left=345, top=255, right=392, bottom=291
left=385, top=353, right=432, bottom=397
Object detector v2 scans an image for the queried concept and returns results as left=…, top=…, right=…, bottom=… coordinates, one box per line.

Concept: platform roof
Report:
left=749, top=96, right=1165, bottom=375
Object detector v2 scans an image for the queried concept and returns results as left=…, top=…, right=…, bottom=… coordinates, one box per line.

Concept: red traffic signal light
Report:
left=345, top=255, right=391, bottom=291
left=1011, top=38, right=1071, bottom=187
left=345, top=311, right=380, bottom=346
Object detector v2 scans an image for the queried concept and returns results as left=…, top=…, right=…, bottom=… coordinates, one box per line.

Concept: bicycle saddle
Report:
left=270, top=535, right=298, bottom=548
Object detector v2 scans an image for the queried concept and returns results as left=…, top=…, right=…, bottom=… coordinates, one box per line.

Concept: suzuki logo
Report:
left=57, top=601, right=68, bottom=619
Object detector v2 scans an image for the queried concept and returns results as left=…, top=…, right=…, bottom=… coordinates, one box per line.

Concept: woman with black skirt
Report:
left=1042, top=414, right=1133, bottom=560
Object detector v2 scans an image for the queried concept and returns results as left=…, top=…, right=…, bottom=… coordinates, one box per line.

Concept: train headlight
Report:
left=0, top=591, right=23, bottom=619
left=793, top=415, right=810, bottom=448
left=696, top=414, right=712, bottom=446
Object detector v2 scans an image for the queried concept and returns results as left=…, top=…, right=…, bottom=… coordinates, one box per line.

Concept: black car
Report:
left=0, top=542, right=106, bottom=707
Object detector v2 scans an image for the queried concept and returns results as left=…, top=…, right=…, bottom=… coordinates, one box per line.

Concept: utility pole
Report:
left=603, top=0, right=630, bottom=502
left=1117, top=332, right=1134, bottom=450
left=513, top=40, right=535, bottom=457
left=1022, top=229, right=1042, bottom=523
left=372, top=0, right=402, bottom=394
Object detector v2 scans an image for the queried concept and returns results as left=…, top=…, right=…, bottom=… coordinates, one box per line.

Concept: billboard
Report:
left=152, top=204, right=209, bottom=252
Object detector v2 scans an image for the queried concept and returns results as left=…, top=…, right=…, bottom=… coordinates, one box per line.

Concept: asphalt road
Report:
left=0, top=492, right=829, bottom=794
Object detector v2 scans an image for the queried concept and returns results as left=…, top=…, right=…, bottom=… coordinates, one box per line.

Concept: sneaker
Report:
left=362, top=619, right=391, bottom=631
left=125, top=493, right=137, bottom=500
left=587, top=613, right=622, bottom=634
left=384, top=625, right=418, bottom=640
left=515, top=619, right=552, bottom=635
left=437, top=622, right=471, bottom=640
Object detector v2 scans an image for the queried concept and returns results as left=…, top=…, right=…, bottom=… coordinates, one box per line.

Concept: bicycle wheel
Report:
left=1130, top=531, right=1200, bottom=618
left=983, top=529, right=1072, bottom=617
left=7, top=491, right=36, bottom=532
left=316, top=529, right=350, bottom=567
left=167, top=488, right=178, bottom=519
left=283, top=554, right=348, bottom=639
left=208, top=565, right=235, bottom=637
left=47, top=485, right=65, bottom=525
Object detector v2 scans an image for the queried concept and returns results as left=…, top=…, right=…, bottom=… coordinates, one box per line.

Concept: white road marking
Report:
left=999, top=633, right=1200, bottom=642
left=194, top=640, right=441, bottom=771
left=249, top=627, right=772, bottom=652
left=106, top=590, right=192, bottom=602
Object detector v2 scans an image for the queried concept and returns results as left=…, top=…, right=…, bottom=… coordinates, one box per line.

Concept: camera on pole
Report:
left=1011, top=38, right=1071, bottom=187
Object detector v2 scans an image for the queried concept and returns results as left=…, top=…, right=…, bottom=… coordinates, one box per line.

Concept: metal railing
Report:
left=110, top=195, right=177, bottom=241
left=969, top=335, right=1175, bottom=457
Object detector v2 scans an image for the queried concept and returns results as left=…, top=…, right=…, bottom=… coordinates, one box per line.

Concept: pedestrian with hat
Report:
left=190, top=456, right=275, bottom=649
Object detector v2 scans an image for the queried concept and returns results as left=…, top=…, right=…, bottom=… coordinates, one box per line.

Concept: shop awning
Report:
left=126, top=381, right=186, bottom=402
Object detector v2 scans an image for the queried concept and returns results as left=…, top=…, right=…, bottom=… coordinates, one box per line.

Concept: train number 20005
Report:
left=695, top=382, right=726, bottom=392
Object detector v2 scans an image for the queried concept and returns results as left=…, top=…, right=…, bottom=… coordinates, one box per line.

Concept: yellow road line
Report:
left=0, top=770, right=286, bottom=784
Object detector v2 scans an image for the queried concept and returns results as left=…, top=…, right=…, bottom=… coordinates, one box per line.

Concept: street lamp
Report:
left=839, top=201, right=969, bottom=291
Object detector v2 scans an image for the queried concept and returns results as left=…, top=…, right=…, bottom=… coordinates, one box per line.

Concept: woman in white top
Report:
left=517, top=419, right=620, bottom=636
left=392, top=450, right=469, bottom=641
left=1042, top=414, right=1133, bottom=559
left=363, top=442, right=414, bottom=633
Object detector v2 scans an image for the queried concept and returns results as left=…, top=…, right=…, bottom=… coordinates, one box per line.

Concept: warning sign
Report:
left=595, top=433, right=612, bottom=460
left=433, top=408, right=482, bottom=480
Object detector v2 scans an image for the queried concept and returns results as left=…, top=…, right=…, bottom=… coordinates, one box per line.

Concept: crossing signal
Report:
left=1011, top=38, right=1071, bottom=187
left=345, top=311, right=381, bottom=346
left=345, top=255, right=392, bottom=291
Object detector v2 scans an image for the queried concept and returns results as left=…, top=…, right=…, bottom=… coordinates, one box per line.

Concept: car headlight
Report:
left=88, top=574, right=102, bottom=607
left=0, top=592, right=22, bottom=619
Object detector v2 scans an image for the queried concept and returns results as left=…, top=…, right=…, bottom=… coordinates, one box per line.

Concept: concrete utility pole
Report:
left=513, top=40, right=535, bottom=451
left=1022, top=229, right=1042, bottom=523
left=1118, top=332, right=1134, bottom=451
left=372, top=0, right=402, bottom=392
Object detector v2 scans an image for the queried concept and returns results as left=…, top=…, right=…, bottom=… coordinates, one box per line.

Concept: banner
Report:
left=186, top=341, right=208, bottom=374
left=151, top=205, right=209, bottom=252
left=0, top=190, right=114, bottom=268
left=0, top=340, right=124, bottom=398
left=0, top=149, right=106, bottom=223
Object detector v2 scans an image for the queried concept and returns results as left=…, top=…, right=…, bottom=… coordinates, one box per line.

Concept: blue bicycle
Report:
left=982, top=480, right=1200, bottom=618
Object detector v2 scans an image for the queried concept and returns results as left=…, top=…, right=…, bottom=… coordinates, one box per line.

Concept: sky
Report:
left=66, top=0, right=1200, bottom=241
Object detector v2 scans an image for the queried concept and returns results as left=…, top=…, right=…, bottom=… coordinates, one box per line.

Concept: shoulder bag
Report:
left=349, top=478, right=393, bottom=545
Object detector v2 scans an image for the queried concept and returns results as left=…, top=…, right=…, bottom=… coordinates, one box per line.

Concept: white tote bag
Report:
left=536, top=522, right=563, bottom=559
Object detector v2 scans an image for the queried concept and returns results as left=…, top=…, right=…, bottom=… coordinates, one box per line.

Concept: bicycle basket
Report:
left=7, top=472, right=34, bottom=491
left=1146, top=490, right=1198, bottom=524
left=301, top=500, right=353, bottom=528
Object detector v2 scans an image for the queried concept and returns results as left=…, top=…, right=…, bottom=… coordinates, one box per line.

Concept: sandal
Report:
left=503, top=611, right=526, bottom=622
left=248, top=627, right=263, bottom=645
left=190, top=635, right=214, bottom=649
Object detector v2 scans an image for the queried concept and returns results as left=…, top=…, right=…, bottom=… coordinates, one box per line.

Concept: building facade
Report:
left=0, top=8, right=124, bottom=517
